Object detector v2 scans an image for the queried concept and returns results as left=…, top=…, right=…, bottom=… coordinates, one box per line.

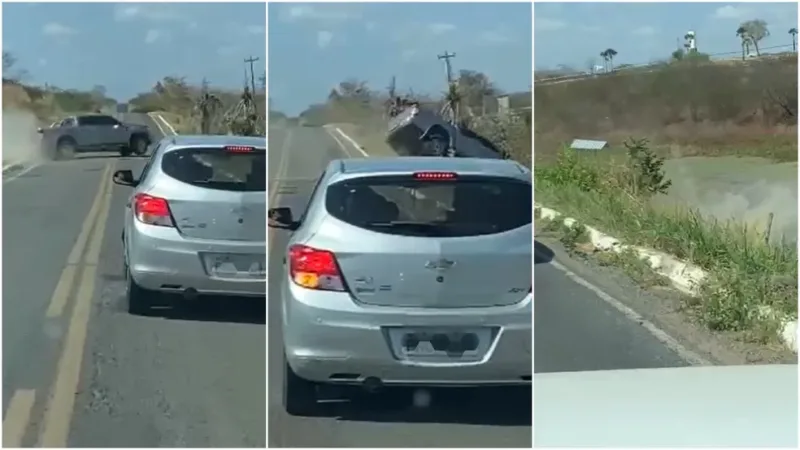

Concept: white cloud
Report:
left=427, top=22, right=456, bottom=35
left=579, top=24, right=603, bottom=33
left=632, top=25, right=657, bottom=36
left=712, top=5, right=753, bottom=20
left=42, top=22, right=77, bottom=37
left=479, top=30, right=514, bottom=45
left=536, top=17, right=566, bottom=32
left=245, top=25, right=265, bottom=35
left=280, top=5, right=359, bottom=23
left=114, top=4, right=185, bottom=23
left=401, top=49, right=417, bottom=62
left=217, top=45, right=239, bottom=56
left=144, top=29, right=163, bottom=44
left=317, top=30, right=334, bottom=49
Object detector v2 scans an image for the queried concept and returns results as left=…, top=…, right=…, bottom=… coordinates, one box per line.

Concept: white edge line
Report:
left=148, top=112, right=177, bottom=136
left=545, top=256, right=713, bottom=366
left=3, top=163, right=41, bottom=183
left=333, top=127, right=369, bottom=157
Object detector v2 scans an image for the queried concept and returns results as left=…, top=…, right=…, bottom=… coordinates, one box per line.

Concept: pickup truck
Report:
left=38, top=114, right=151, bottom=159
left=386, top=106, right=504, bottom=159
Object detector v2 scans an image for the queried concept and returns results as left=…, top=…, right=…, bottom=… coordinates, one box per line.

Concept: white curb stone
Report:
left=535, top=203, right=798, bottom=353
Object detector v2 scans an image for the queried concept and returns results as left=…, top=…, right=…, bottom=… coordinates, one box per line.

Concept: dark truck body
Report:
left=39, top=114, right=151, bottom=159
left=386, top=106, right=503, bottom=159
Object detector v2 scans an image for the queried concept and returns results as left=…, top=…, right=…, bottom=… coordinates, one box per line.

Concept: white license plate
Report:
left=387, top=328, right=491, bottom=358
left=204, top=253, right=265, bottom=279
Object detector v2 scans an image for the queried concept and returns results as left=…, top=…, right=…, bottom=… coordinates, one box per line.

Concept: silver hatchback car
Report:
left=114, top=135, right=266, bottom=314
left=268, top=157, right=532, bottom=416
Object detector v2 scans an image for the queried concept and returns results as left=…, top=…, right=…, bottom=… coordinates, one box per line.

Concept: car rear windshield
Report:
left=325, top=175, right=531, bottom=237
left=161, top=147, right=266, bottom=192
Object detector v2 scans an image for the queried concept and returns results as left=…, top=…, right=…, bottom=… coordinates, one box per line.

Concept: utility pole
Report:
left=244, top=56, right=260, bottom=95
left=437, top=51, right=456, bottom=85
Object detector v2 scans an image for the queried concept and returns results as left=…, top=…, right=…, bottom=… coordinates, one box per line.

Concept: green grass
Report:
left=535, top=146, right=797, bottom=342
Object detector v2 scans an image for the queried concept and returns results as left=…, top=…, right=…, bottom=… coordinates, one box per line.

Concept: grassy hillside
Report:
left=535, top=55, right=798, bottom=164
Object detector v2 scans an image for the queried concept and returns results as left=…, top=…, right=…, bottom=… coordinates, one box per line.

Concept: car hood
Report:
left=123, top=122, right=148, bottom=130
left=534, top=364, right=798, bottom=448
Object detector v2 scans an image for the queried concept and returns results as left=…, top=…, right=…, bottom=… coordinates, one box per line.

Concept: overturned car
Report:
left=386, top=105, right=504, bottom=159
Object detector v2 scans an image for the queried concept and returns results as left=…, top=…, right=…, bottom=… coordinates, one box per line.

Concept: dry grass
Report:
left=535, top=56, right=798, bottom=164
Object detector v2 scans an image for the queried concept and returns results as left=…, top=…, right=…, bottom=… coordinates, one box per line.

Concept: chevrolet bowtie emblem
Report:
left=425, top=258, right=455, bottom=270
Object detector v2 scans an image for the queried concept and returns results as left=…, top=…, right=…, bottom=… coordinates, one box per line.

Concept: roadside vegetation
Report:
left=296, top=69, right=531, bottom=166
left=536, top=137, right=797, bottom=344
left=2, top=51, right=116, bottom=124
left=535, top=53, right=797, bottom=165
left=128, top=73, right=266, bottom=135
left=535, top=18, right=799, bottom=346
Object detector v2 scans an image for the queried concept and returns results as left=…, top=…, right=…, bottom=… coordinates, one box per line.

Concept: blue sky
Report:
left=269, top=2, right=532, bottom=116
left=535, top=2, right=798, bottom=70
left=3, top=2, right=266, bottom=102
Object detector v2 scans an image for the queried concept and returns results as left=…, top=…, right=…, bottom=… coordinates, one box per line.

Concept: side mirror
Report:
left=36, top=127, right=43, bottom=134
left=112, top=169, right=137, bottom=187
left=268, top=207, right=299, bottom=230
left=113, top=124, right=121, bottom=129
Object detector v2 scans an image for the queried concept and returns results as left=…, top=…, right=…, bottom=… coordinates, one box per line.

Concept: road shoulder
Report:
left=535, top=227, right=797, bottom=366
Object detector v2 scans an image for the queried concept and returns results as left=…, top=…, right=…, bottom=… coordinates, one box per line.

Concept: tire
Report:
left=55, top=138, right=76, bottom=160
left=129, top=135, right=149, bottom=156
left=283, top=357, right=319, bottom=416
left=125, top=264, right=154, bottom=316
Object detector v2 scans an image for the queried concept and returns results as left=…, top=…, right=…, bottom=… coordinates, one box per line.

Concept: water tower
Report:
left=684, top=31, right=697, bottom=52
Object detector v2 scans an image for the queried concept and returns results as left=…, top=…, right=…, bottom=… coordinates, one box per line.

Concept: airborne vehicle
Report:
left=386, top=104, right=504, bottom=159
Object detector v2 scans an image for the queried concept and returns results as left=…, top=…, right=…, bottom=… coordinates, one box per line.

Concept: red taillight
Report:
left=134, top=193, right=174, bottom=227
left=224, top=145, right=254, bottom=153
left=288, top=244, right=345, bottom=291
left=413, top=171, right=457, bottom=181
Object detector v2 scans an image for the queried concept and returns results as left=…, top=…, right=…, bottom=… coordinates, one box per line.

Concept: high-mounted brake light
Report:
left=224, top=145, right=254, bottom=153
left=134, top=193, right=174, bottom=227
left=288, top=244, right=345, bottom=292
left=413, top=171, right=457, bottom=181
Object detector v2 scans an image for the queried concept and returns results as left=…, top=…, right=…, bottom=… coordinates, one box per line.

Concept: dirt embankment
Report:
left=535, top=56, right=798, bottom=163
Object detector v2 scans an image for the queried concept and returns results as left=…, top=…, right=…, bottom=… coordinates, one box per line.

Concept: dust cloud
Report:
left=2, top=109, right=48, bottom=165
left=659, top=156, right=798, bottom=244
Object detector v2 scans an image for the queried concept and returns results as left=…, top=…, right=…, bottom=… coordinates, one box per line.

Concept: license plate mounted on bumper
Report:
left=202, top=253, right=266, bottom=280
left=386, top=327, right=496, bottom=362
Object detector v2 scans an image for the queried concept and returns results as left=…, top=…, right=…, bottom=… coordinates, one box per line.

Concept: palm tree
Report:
left=739, top=19, right=770, bottom=56
left=736, top=26, right=751, bottom=60
left=194, top=78, right=223, bottom=134
left=600, top=48, right=618, bottom=72
left=790, top=27, right=798, bottom=52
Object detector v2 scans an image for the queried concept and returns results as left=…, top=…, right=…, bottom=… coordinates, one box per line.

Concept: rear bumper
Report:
left=283, top=278, right=531, bottom=386
left=127, top=221, right=265, bottom=297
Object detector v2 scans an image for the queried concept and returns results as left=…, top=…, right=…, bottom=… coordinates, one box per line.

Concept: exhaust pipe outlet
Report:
left=183, top=287, right=199, bottom=301
left=362, top=376, right=383, bottom=393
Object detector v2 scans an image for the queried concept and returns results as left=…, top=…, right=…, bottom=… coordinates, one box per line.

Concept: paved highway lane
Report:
left=267, top=125, right=532, bottom=448
left=533, top=239, right=693, bottom=374
left=2, top=113, right=266, bottom=447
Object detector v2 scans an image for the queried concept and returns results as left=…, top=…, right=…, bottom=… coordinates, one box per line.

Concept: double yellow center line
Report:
left=3, top=162, right=116, bottom=447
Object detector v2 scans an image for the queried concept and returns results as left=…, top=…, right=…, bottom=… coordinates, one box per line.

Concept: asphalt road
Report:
left=267, top=124, right=532, bottom=448
left=2, top=113, right=265, bottom=447
left=533, top=240, right=691, bottom=373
